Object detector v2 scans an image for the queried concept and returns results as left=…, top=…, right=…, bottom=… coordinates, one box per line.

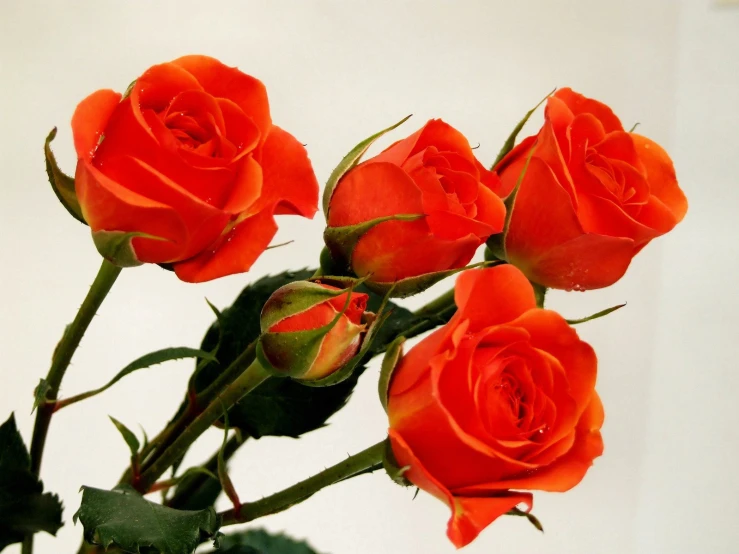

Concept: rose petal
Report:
left=351, top=219, right=480, bottom=283
left=172, top=55, right=272, bottom=139
left=505, top=157, right=636, bottom=290
left=72, top=89, right=122, bottom=162
left=135, top=62, right=204, bottom=112
left=75, top=160, right=187, bottom=263
left=553, top=88, right=624, bottom=133
left=389, top=430, right=532, bottom=549
left=413, top=119, right=477, bottom=164
left=253, top=125, right=319, bottom=217
left=455, top=393, right=603, bottom=494
left=577, top=192, right=662, bottom=246
left=454, top=265, right=537, bottom=332
left=97, top=156, right=230, bottom=261
left=217, top=98, right=261, bottom=163
left=221, top=156, right=263, bottom=215
left=328, top=162, right=423, bottom=227
left=173, top=208, right=277, bottom=283
left=631, top=133, right=688, bottom=222
left=494, top=135, right=537, bottom=198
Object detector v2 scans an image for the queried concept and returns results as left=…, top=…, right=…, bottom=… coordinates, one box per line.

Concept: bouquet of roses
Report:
left=1, top=55, right=687, bottom=554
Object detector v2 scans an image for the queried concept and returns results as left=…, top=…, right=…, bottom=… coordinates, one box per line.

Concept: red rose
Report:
left=72, top=55, right=319, bottom=282
left=493, top=88, right=687, bottom=290
left=387, top=265, right=603, bottom=547
left=259, top=281, right=370, bottom=381
left=325, top=119, right=505, bottom=293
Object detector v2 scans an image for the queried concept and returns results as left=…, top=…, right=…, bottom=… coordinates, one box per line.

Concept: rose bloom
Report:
left=387, top=265, right=603, bottom=548
left=326, top=119, right=505, bottom=288
left=260, top=282, right=369, bottom=381
left=494, top=88, right=687, bottom=290
left=72, top=55, right=319, bottom=282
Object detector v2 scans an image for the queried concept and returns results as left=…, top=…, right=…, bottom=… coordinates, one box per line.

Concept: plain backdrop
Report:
left=1, top=1, right=738, bottom=553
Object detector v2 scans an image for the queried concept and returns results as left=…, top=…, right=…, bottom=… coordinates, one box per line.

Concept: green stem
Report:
left=136, top=342, right=256, bottom=477
left=135, top=360, right=270, bottom=493
left=413, top=288, right=455, bottom=318
left=22, top=259, right=122, bottom=554
left=219, top=440, right=385, bottom=526
left=166, top=435, right=244, bottom=509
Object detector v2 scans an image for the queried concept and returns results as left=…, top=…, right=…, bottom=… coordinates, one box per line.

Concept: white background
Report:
left=1, top=1, right=738, bottom=553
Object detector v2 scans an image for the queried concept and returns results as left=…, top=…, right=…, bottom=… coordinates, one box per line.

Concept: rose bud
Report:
left=491, top=87, right=687, bottom=290
left=257, top=281, right=371, bottom=381
left=71, top=55, right=319, bottom=282
left=383, top=265, right=603, bottom=548
left=324, top=119, right=505, bottom=297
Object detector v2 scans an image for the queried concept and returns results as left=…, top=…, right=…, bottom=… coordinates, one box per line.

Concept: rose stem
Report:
left=219, top=440, right=386, bottom=526
left=135, top=359, right=270, bottom=493
left=135, top=341, right=257, bottom=477
left=22, top=259, right=122, bottom=554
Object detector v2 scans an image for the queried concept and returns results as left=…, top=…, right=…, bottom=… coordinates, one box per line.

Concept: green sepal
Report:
left=92, top=230, right=167, bottom=268
left=366, top=261, right=487, bottom=299
left=485, top=141, right=538, bottom=261
left=566, top=303, right=626, bottom=325
left=382, top=437, right=412, bottom=487
left=507, top=506, right=544, bottom=532
left=299, top=311, right=382, bottom=388
left=122, top=79, right=137, bottom=100
left=324, top=214, right=424, bottom=271
left=73, top=485, right=221, bottom=554
left=260, top=280, right=348, bottom=331
left=298, top=283, right=388, bottom=388
left=257, top=329, right=326, bottom=379
left=322, top=114, right=412, bottom=219
left=109, top=416, right=140, bottom=458
left=532, top=281, right=547, bottom=308
left=491, top=88, right=554, bottom=169
left=44, top=127, right=86, bottom=224
left=0, top=414, right=64, bottom=550
left=378, top=336, right=405, bottom=412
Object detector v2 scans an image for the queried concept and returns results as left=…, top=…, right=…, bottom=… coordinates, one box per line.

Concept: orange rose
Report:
left=387, top=265, right=603, bottom=548
left=493, top=88, right=687, bottom=290
left=325, top=120, right=505, bottom=293
left=72, top=55, right=319, bottom=282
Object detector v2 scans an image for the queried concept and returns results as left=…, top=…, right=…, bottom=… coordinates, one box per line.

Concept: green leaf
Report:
left=566, top=303, right=626, bottom=325
left=0, top=414, right=63, bottom=550
left=57, top=347, right=216, bottom=410
left=259, top=280, right=347, bottom=331
left=74, top=485, right=220, bottom=554
left=378, top=337, right=405, bottom=412
left=207, top=529, right=323, bottom=554
left=44, top=127, right=86, bottom=224
left=92, top=230, right=167, bottom=268
left=191, top=270, right=421, bottom=439
left=109, top=416, right=140, bottom=458
left=322, top=114, right=412, bottom=218
left=491, top=88, right=554, bottom=169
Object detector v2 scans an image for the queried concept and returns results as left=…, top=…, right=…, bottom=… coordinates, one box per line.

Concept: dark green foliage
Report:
left=0, top=414, right=63, bottom=551
left=74, top=486, right=219, bottom=554
left=207, top=529, right=322, bottom=554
